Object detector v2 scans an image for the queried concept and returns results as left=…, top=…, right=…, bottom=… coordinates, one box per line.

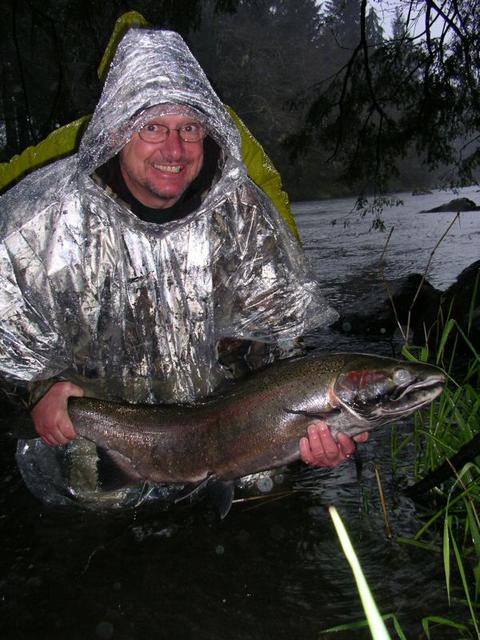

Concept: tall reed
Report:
left=397, top=304, right=480, bottom=637
left=323, top=301, right=480, bottom=638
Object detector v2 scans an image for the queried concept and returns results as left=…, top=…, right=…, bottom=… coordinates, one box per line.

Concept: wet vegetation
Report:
left=399, top=314, right=480, bottom=637
left=325, top=297, right=480, bottom=638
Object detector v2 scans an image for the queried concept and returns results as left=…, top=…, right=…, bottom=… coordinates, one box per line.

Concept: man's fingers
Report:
left=37, top=418, right=76, bottom=446
left=51, top=429, right=70, bottom=445
left=308, top=424, right=339, bottom=461
left=353, top=432, right=369, bottom=443
left=299, top=424, right=342, bottom=468
left=299, top=436, right=315, bottom=464
left=336, top=432, right=356, bottom=458
left=300, top=425, right=369, bottom=468
left=40, top=432, right=68, bottom=446
left=59, top=419, right=77, bottom=440
left=30, top=381, right=83, bottom=444
left=67, top=384, right=85, bottom=399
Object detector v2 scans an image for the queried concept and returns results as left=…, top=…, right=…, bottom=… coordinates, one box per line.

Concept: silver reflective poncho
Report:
left=0, top=29, right=337, bottom=506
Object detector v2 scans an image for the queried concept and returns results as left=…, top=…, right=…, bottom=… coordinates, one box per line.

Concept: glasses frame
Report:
left=138, top=121, right=206, bottom=144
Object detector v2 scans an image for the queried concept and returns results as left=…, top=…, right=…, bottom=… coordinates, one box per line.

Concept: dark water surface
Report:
left=2, top=187, right=479, bottom=639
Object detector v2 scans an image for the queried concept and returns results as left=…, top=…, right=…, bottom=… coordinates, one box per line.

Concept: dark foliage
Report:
left=285, top=0, right=480, bottom=196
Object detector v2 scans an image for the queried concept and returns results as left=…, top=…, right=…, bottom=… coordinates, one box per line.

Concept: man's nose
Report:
left=161, top=129, right=184, bottom=159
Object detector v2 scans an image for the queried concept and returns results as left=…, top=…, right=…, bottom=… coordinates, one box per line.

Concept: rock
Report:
left=422, top=260, right=480, bottom=357
left=332, top=274, right=440, bottom=338
left=333, top=261, right=480, bottom=368
left=421, top=197, right=480, bottom=213
left=412, top=189, right=433, bottom=195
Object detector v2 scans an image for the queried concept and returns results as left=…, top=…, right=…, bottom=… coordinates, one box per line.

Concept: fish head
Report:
left=330, top=356, right=446, bottom=432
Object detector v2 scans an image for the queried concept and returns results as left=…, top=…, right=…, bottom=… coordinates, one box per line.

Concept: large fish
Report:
left=58, top=352, right=445, bottom=513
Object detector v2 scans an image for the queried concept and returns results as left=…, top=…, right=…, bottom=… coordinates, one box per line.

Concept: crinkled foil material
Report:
left=0, top=29, right=338, bottom=506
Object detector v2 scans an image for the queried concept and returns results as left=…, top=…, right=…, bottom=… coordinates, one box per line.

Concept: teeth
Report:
left=152, top=164, right=182, bottom=174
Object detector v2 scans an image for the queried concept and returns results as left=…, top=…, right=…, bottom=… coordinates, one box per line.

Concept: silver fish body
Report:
left=67, top=352, right=446, bottom=486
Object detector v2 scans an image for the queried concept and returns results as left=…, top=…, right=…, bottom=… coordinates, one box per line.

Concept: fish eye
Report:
left=393, top=368, right=413, bottom=386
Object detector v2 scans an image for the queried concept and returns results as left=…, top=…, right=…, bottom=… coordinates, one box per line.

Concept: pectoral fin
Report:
left=174, top=476, right=235, bottom=519
left=207, top=480, right=235, bottom=519
left=97, top=446, right=143, bottom=490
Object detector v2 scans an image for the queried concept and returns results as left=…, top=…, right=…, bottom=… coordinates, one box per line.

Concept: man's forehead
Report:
left=132, top=103, right=204, bottom=127
left=144, top=114, right=201, bottom=125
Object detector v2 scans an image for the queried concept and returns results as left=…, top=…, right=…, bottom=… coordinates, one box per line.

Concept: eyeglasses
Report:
left=138, top=122, right=206, bottom=144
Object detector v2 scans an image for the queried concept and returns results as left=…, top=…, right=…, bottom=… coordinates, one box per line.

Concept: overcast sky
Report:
left=369, top=0, right=444, bottom=38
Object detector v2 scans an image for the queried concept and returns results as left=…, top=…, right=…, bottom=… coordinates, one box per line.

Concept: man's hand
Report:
left=31, top=381, right=84, bottom=446
left=299, top=422, right=369, bottom=468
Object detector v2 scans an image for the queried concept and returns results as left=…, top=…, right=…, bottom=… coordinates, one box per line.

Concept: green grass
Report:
left=396, top=312, right=480, bottom=638
left=323, top=506, right=393, bottom=639
left=323, top=306, right=480, bottom=638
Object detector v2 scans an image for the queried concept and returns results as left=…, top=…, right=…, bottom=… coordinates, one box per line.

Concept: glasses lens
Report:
left=138, top=122, right=206, bottom=143
left=179, top=123, right=205, bottom=142
left=139, top=123, right=168, bottom=143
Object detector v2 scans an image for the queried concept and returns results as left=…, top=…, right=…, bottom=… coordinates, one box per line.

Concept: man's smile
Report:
left=151, top=163, right=183, bottom=174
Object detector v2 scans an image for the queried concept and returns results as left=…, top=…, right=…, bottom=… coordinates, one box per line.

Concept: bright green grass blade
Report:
left=328, top=506, right=392, bottom=639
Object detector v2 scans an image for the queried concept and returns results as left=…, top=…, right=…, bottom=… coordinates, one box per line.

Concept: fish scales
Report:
left=66, top=352, right=446, bottom=485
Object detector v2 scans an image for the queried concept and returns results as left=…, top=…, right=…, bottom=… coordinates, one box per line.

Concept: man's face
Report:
left=119, top=114, right=205, bottom=209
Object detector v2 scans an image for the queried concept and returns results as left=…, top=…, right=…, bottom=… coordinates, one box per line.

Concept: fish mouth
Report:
left=384, top=375, right=445, bottom=413
left=337, top=372, right=446, bottom=425
left=367, top=373, right=446, bottom=421
left=390, top=372, right=445, bottom=402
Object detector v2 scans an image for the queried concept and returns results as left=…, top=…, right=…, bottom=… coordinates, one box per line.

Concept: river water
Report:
left=1, top=187, right=479, bottom=640
left=298, top=185, right=480, bottom=354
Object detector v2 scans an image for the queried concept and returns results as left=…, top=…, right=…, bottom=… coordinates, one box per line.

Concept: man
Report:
left=0, top=28, right=366, bottom=506
left=0, top=11, right=298, bottom=240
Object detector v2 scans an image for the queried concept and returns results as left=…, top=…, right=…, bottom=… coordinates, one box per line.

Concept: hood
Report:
left=77, top=28, right=245, bottom=192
